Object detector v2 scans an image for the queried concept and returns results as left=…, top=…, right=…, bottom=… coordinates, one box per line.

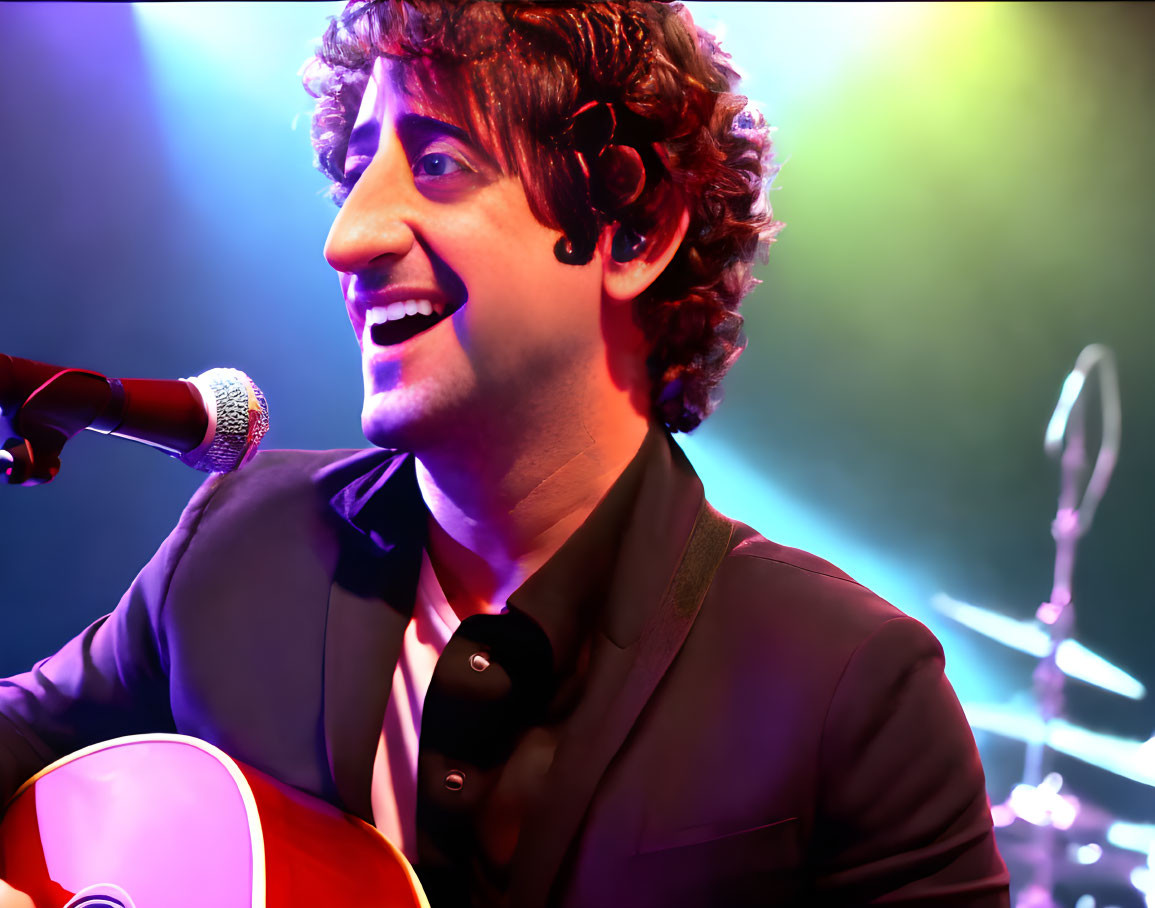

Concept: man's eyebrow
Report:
left=396, top=113, right=474, bottom=148
left=344, top=112, right=498, bottom=173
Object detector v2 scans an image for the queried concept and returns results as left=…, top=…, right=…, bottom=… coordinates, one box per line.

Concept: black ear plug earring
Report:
left=611, top=225, right=645, bottom=263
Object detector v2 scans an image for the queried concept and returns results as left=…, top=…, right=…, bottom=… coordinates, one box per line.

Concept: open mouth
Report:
left=363, top=296, right=465, bottom=347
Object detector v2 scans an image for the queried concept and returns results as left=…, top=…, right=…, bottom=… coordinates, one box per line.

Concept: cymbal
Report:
left=933, top=592, right=1146, bottom=700
left=963, top=702, right=1155, bottom=787
left=995, top=824, right=1146, bottom=894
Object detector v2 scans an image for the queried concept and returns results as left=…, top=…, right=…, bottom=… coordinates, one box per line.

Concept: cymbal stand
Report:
left=1015, top=344, right=1122, bottom=908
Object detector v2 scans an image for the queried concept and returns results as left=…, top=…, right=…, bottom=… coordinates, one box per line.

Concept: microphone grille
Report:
left=179, top=368, right=270, bottom=473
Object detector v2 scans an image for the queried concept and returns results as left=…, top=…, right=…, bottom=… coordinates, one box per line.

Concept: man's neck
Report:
left=414, top=413, right=650, bottom=622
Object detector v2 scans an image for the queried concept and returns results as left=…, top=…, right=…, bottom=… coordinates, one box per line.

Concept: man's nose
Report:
left=323, top=142, right=418, bottom=275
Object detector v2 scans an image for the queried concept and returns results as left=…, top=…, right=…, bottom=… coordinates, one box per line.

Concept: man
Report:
left=0, top=2, right=1009, bottom=905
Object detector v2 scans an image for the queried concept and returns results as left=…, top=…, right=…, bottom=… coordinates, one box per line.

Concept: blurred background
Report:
left=1, top=3, right=1151, bottom=904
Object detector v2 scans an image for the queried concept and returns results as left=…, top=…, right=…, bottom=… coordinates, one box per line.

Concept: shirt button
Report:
left=444, top=770, right=466, bottom=791
left=469, top=651, right=491, bottom=672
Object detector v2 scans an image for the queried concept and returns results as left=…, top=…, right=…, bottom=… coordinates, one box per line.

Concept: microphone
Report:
left=0, top=354, right=269, bottom=483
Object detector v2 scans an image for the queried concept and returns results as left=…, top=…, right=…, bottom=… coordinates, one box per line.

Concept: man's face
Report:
left=324, top=57, right=609, bottom=454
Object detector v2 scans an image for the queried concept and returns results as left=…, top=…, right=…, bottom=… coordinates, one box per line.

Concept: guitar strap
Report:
left=510, top=497, right=734, bottom=907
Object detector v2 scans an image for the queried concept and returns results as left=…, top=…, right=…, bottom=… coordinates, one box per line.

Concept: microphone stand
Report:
left=1016, top=344, right=1122, bottom=908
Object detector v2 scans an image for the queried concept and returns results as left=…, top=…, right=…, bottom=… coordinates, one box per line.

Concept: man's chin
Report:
left=360, top=396, right=447, bottom=453
left=361, top=412, right=417, bottom=452
left=359, top=383, right=497, bottom=455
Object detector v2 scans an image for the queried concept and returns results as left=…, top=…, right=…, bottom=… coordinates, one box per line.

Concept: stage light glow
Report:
left=129, top=2, right=347, bottom=227
left=684, top=2, right=949, bottom=106
left=679, top=431, right=927, bottom=612
left=1006, top=773, right=1078, bottom=830
left=131, top=2, right=346, bottom=96
left=1071, top=843, right=1103, bottom=865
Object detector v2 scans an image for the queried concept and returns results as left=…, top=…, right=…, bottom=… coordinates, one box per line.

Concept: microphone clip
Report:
left=2, top=368, right=113, bottom=485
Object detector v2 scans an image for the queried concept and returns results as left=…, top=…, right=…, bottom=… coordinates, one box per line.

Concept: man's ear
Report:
left=600, top=205, right=691, bottom=303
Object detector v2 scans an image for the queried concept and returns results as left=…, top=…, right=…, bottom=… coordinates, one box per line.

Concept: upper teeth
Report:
left=365, top=299, right=442, bottom=326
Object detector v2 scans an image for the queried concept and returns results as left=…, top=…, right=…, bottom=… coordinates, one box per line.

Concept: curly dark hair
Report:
left=304, top=0, right=781, bottom=432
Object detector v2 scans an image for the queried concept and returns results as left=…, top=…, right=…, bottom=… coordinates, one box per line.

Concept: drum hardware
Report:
left=937, top=346, right=1150, bottom=907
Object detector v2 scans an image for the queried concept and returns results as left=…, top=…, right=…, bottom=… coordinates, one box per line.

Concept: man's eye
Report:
left=414, top=152, right=466, bottom=177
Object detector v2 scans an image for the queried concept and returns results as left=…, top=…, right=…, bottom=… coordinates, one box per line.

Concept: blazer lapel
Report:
left=508, top=440, right=734, bottom=907
left=316, top=449, right=427, bottom=823
left=322, top=576, right=410, bottom=822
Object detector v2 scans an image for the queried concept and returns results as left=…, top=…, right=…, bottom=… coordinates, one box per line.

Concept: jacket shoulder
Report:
left=182, top=447, right=389, bottom=528
left=201, top=447, right=383, bottom=503
left=714, top=519, right=918, bottom=643
left=161, top=447, right=399, bottom=598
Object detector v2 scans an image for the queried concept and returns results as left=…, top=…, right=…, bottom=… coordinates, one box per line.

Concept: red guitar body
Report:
left=0, top=734, right=428, bottom=907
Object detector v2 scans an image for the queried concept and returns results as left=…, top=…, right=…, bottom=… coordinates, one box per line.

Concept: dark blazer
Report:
left=0, top=438, right=1009, bottom=906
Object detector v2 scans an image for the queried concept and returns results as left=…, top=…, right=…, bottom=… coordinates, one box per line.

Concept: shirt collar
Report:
left=502, top=426, right=659, bottom=677
left=315, top=446, right=428, bottom=614
left=315, top=423, right=704, bottom=678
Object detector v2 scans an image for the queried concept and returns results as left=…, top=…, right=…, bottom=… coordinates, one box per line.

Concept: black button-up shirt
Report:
left=328, top=426, right=666, bottom=906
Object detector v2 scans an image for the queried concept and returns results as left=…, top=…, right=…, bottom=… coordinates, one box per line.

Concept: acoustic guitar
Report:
left=0, top=734, right=429, bottom=907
